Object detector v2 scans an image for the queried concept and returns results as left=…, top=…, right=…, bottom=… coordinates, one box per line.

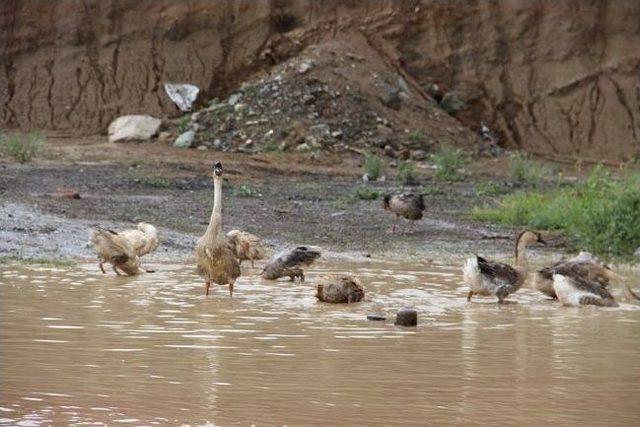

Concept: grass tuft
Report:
left=432, top=145, right=468, bottom=182
left=363, top=152, right=384, bottom=181
left=509, top=152, right=548, bottom=186
left=397, top=160, right=418, bottom=185
left=232, top=184, right=259, bottom=197
left=0, top=132, right=43, bottom=163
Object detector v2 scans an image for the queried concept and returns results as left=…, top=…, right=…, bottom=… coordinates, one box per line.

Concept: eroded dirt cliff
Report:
left=1, top=0, right=639, bottom=161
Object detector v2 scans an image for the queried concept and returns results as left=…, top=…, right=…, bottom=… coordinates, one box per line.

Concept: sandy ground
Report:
left=0, top=137, right=552, bottom=265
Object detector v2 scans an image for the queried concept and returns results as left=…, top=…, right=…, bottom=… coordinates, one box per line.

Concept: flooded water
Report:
left=1, top=259, right=640, bottom=426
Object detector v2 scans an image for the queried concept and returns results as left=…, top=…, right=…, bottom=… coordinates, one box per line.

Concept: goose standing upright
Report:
left=463, top=230, right=546, bottom=303
left=195, top=162, right=241, bottom=296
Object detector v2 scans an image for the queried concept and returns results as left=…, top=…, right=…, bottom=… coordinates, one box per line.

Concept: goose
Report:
left=226, top=229, right=267, bottom=267
left=533, top=251, right=614, bottom=299
left=463, top=230, right=545, bottom=303
left=90, top=226, right=145, bottom=275
left=195, top=162, right=241, bottom=296
left=383, top=193, right=425, bottom=234
left=119, top=222, right=159, bottom=257
left=552, top=273, right=618, bottom=307
left=261, top=246, right=320, bottom=281
left=316, top=275, right=365, bottom=303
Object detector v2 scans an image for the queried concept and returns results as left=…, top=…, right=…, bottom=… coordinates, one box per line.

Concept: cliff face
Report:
left=1, top=0, right=639, bottom=161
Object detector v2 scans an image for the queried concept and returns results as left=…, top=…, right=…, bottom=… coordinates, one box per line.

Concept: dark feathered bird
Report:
left=383, top=193, right=425, bottom=234
left=261, top=246, right=321, bottom=281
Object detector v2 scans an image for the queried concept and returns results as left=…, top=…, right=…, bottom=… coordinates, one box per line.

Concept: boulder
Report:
left=164, top=83, right=199, bottom=111
left=108, top=115, right=162, bottom=143
left=316, top=275, right=364, bottom=304
left=173, top=130, right=195, bottom=148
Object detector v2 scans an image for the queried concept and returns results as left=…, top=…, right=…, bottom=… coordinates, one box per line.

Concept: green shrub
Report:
left=473, top=166, right=640, bottom=258
left=263, top=141, right=279, bottom=152
left=432, top=145, right=468, bottom=181
left=177, top=116, right=190, bottom=133
left=509, top=152, right=548, bottom=186
left=1, top=132, right=43, bottom=163
left=363, top=152, right=384, bottom=181
left=397, top=160, right=418, bottom=185
left=353, top=186, right=380, bottom=200
left=408, top=131, right=426, bottom=143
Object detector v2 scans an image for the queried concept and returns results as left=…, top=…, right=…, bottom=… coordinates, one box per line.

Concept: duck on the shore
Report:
left=463, top=230, right=546, bottom=303
left=261, top=246, right=320, bottom=281
left=195, top=162, right=241, bottom=296
left=552, top=273, right=618, bottom=307
left=316, top=275, right=364, bottom=303
left=383, top=193, right=425, bottom=234
left=226, top=229, right=267, bottom=267
left=90, top=226, right=146, bottom=275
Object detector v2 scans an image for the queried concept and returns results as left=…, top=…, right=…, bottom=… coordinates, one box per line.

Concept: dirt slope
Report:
left=1, top=0, right=639, bottom=161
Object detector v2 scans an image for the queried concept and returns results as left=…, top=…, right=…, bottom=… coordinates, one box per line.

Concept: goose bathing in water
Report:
left=119, top=222, right=159, bottom=258
left=90, top=226, right=147, bottom=275
left=463, top=230, right=546, bottom=303
left=383, top=193, right=425, bottom=234
left=195, top=162, right=241, bottom=296
left=226, top=229, right=267, bottom=267
left=552, top=273, right=618, bottom=307
left=261, top=246, right=321, bottom=281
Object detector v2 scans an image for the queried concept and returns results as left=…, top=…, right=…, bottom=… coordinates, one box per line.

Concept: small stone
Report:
left=296, top=143, right=311, bottom=152
left=173, top=130, right=195, bottom=148
left=367, top=314, right=386, bottom=321
left=297, top=60, right=314, bottom=74
left=635, top=247, right=640, bottom=258
left=330, top=130, right=343, bottom=139
left=395, top=307, right=418, bottom=327
left=157, top=131, right=171, bottom=143
left=362, top=173, right=370, bottom=182
left=234, top=103, right=247, bottom=113
left=383, top=144, right=396, bottom=157
left=310, top=123, right=331, bottom=137
left=380, top=84, right=401, bottom=110
left=244, top=139, right=253, bottom=147
left=213, top=139, right=223, bottom=150
left=196, top=145, right=208, bottom=151
left=410, top=149, right=426, bottom=161
left=228, top=92, right=242, bottom=106
left=316, top=275, right=365, bottom=304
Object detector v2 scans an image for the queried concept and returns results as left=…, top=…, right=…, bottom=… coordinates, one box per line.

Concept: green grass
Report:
left=475, top=181, right=506, bottom=197
left=177, top=116, right=190, bottom=133
left=352, top=186, right=380, bottom=200
left=431, top=145, right=468, bottom=182
left=408, top=131, right=426, bottom=144
left=0, top=256, right=76, bottom=268
left=363, top=152, right=384, bottom=181
left=509, top=152, right=548, bottom=186
left=473, top=166, right=640, bottom=259
left=333, top=185, right=381, bottom=208
left=232, top=184, right=259, bottom=197
left=263, top=141, right=279, bottom=152
left=397, top=160, right=418, bottom=185
left=0, top=132, right=43, bottom=163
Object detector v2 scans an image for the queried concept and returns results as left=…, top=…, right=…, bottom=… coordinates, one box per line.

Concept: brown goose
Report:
left=226, top=229, right=267, bottom=267
left=90, top=226, right=146, bottom=276
left=382, top=193, right=425, bottom=234
left=463, top=230, right=545, bottom=303
left=195, top=161, right=241, bottom=296
left=552, top=273, right=618, bottom=307
left=261, top=246, right=320, bottom=281
left=533, top=252, right=614, bottom=299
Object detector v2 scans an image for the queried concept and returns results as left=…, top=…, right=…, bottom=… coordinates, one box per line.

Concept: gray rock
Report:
left=108, top=115, right=162, bottom=143
left=228, top=92, right=243, bottom=106
left=635, top=247, right=640, bottom=258
left=380, top=84, right=401, bottom=110
left=173, top=130, right=195, bottom=148
left=331, top=130, right=343, bottom=139
left=410, top=149, right=426, bottom=161
left=440, top=91, right=465, bottom=114
left=297, top=60, right=314, bottom=74
left=395, top=307, right=418, bottom=327
left=213, top=139, right=223, bottom=150
left=157, top=131, right=171, bottom=144
left=296, top=143, right=311, bottom=152
left=234, top=103, right=247, bottom=113
left=310, top=123, right=331, bottom=137
left=367, top=314, right=387, bottom=321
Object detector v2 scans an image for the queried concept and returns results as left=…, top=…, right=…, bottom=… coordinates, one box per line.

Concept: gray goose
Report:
left=383, top=193, right=425, bottom=234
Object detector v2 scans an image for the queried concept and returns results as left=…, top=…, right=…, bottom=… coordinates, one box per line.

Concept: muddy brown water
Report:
left=1, top=260, right=639, bottom=426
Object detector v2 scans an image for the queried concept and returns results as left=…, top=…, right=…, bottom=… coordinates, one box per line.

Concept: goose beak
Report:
left=213, top=161, right=223, bottom=176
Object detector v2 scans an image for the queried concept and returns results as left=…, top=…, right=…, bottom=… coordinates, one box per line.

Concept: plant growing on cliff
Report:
left=509, top=152, right=548, bottom=187
left=432, top=145, right=468, bottom=181
left=363, top=152, right=384, bottom=181
left=0, top=132, right=43, bottom=163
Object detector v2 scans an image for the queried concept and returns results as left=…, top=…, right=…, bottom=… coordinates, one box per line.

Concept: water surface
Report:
left=1, top=260, right=639, bottom=425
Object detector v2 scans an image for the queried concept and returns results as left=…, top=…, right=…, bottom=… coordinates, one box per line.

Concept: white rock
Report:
left=173, top=131, right=195, bottom=148
left=108, top=115, right=161, bottom=143
left=228, top=93, right=243, bottom=106
left=635, top=247, right=640, bottom=258
left=164, top=83, right=199, bottom=111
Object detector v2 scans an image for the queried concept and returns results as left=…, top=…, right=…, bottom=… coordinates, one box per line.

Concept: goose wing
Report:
left=282, top=246, right=321, bottom=267
left=477, top=255, right=519, bottom=285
